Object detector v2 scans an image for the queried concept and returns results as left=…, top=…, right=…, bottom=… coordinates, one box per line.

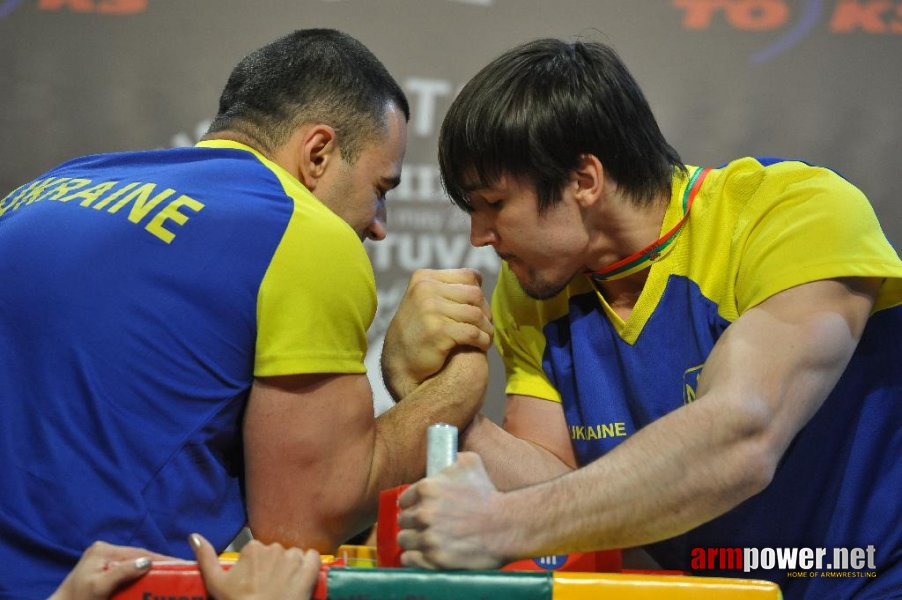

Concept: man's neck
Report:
left=201, top=129, right=267, bottom=154
left=593, top=273, right=648, bottom=319
left=202, top=130, right=304, bottom=183
left=585, top=186, right=671, bottom=316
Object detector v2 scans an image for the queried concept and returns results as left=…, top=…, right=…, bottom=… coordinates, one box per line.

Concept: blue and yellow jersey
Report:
left=493, top=158, right=902, bottom=598
left=0, top=140, right=375, bottom=598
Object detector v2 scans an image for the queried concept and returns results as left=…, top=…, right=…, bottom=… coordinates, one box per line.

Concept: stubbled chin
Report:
left=511, top=263, right=577, bottom=301
left=517, top=272, right=564, bottom=300
left=506, top=258, right=528, bottom=283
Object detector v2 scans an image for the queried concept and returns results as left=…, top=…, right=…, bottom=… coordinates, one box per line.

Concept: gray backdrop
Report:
left=2, top=0, right=900, bottom=421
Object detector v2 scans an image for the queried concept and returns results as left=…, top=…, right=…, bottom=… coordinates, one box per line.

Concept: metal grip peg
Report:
left=426, top=423, right=458, bottom=477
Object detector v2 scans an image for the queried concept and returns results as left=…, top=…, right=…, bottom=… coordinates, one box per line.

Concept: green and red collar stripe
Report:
left=587, top=166, right=711, bottom=282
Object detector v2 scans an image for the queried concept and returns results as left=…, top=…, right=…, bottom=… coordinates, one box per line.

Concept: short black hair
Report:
left=439, top=38, right=684, bottom=212
left=207, top=29, right=409, bottom=162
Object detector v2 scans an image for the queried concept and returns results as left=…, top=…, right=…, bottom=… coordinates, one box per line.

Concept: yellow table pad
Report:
left=553, top=572, right=782, bottom=599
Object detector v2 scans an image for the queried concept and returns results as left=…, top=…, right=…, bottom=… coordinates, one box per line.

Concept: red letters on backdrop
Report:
left=38, top=0, right=147, bottom=14
left=673, top=0, right=902, bottom=34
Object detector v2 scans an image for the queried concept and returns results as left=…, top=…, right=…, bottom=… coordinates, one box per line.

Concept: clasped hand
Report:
left=396, top=452, right=509, bottom=570
left=382, top=268, right=493, bottom=399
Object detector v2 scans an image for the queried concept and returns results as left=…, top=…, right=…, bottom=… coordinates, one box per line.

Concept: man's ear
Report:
left=296, top=124, right=339, bottom=192
left=570, top=154, right=604, bottom=208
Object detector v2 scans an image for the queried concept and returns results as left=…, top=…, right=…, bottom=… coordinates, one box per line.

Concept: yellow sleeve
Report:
left=253, top=181, right=375, bottom=377
left=492, top=262, right=562, bottom=403
left=734, top=163, right=902, bottom=314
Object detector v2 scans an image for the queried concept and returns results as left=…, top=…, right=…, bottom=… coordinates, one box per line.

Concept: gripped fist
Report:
left=382, top=268, right=493, bottom=399
left=396, top=452, right=508, bottom=570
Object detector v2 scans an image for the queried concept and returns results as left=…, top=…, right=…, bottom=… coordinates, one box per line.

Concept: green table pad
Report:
left=326, top=567, right=553, bottom=600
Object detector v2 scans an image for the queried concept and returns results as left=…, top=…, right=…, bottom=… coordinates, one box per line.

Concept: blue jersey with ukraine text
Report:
left=0, top=141, right=375, bottom=599
left=493, top=159, right=902, bottom=599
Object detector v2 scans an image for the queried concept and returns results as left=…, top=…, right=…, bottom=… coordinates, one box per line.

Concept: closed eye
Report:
left=485, top=197, right=504, bottom=210
left=470, top=193, right=504, bottom=211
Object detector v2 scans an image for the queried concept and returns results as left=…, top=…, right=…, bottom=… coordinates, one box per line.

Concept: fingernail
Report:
left=134, top=557, right=151, bottom=570
left=189, top=533, right=202, bottom=549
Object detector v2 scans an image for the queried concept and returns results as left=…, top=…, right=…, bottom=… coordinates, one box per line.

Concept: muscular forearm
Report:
left=461, top=414, right=573, bottom=491
left=486, top=282, right=876, bottom=559
left=489, top=396, right=771, bottom=559
left=364, top=350, right=488, bottom=517
left=246, top=351, right=486, bottom=553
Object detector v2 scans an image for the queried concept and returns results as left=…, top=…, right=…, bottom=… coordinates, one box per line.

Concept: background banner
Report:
left=3, top=0, right=900, bottom=419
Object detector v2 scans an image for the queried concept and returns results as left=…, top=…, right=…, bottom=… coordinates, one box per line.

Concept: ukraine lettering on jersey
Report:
left=0, top=176, right=204, bottom=243
left=569, top=422, right=628, bottom=441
